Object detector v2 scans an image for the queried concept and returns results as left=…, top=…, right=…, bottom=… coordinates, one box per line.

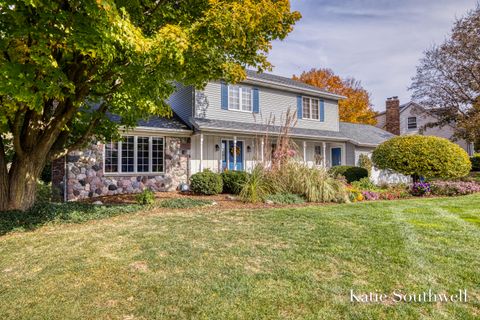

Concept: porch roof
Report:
left=191, top=118, right=394, bottom=147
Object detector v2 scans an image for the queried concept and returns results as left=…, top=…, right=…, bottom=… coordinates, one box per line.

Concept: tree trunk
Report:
left=0, top=156, right=46, bottom=211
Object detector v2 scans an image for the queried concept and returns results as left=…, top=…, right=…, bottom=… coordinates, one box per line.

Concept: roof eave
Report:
left=243, top=77, right=346, bottom=100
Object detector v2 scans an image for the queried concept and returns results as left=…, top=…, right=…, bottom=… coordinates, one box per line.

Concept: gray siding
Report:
left=168, top=83, right=194, bottom=124
left=195, top=81, right=340, bottom=132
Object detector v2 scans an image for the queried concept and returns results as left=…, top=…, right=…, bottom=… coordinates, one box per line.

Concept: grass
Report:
left=0, top=202, right=142, bottom=236
left=0, top=195, right=480, bottom=319
left=159, top=198, right=213, bottom=209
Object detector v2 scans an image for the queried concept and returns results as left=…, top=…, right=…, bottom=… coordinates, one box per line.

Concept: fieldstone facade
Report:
left=53, top=136, right=190, bottom=201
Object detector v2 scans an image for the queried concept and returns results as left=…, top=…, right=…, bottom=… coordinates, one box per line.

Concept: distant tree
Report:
left=410, top=5, right=480, bottom=148
left=293, top=68, right=377, bottom=125
left=0, top=0, right=300, bottom=211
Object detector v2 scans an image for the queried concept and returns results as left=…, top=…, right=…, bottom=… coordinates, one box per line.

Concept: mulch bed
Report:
left=82, top=191, right=319, bottom=210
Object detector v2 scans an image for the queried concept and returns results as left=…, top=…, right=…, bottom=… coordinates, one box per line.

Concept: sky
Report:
left=268, top=0, right=478, bottom=111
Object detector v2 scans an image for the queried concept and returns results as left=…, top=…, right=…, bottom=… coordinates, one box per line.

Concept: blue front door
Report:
left=222, top=140, right=244, bottom=171
left=331, top=147, right=342, bottom=166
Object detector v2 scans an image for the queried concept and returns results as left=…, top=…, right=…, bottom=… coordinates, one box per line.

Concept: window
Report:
left=152, top=137, right=164, bottom=172
left=408, top=117, right=417, bottom=129
left=314, top=145, right=323, bottom=165
left=228, top=85, right=252, bottom=112
left=121, top=136, right=134, bottom=172
left=105, top=136, right=164, bottom=174
left=302, top=97, right=319, bottom=120
left=104, top=142, right=118, bottom=173
left=137, top=137, right=149, bottom=172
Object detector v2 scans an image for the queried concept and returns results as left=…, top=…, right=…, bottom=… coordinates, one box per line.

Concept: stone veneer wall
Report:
left=55, top=136, right=190, bottom=201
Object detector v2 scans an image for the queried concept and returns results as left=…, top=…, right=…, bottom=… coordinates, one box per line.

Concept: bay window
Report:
left=105, top=136, right=164, bottom=174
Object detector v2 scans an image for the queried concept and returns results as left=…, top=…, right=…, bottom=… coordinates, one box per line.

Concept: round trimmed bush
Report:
left=190, top=169, right=223, bottom=195
left=221, top=170, right=249, bottom=195
left=329, top=166, right=368, bottom=183
left=372, top=135, right=471, bottom=179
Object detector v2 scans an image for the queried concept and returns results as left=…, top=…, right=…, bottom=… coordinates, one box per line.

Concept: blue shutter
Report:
left=221, top=83, right=228, bottom=110
left=297, top=95, right=302, bottom=119
left=252, top=88, right=259, bottom=113
left=320, top=99, right=325, bottom=122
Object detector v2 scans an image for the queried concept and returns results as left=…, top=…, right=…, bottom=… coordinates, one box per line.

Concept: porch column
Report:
left=322, top=141, right=327, bottom=168
left=199, top=133, right=204, bottom=172
left=260, top=138, right=264, bottom=163
left=233, top=136, right=237, bottom=171
left=303, top=141, right=307, bottom=164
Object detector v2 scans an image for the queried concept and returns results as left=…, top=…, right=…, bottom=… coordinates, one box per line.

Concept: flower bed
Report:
left=430, top=181, right=480, bottom=196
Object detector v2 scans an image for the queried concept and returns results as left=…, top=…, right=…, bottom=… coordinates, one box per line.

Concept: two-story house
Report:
left=52, top=71, right=394, bottom=201
left=375, top=97, right=475, bottom=156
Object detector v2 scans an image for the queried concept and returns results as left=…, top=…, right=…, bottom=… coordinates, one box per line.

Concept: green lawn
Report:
left=1, top=196, right=480, bottom=319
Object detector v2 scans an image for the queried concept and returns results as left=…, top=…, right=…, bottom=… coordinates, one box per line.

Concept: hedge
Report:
left=190, top=170, right=223, bottom=195
left=329, top=166, right=368, bottom=183
left=471, top=154, right=480, bottom=172
left=221, top=170, right=249, bottom=195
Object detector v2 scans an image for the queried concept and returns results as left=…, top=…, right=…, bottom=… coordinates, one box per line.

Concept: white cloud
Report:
left=268, top=0, right=478, bottom=110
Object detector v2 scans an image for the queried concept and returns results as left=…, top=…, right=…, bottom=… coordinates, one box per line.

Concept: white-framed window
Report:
left=302, top=97, right=319, bottom=120
left=408, top=117, right=417, bottom=129
left=228, top=85, right=252, bottom=112
left=104, top=136, right=164, bottom=174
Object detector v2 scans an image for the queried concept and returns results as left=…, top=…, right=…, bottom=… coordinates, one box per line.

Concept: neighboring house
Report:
left=375, top=97, right=475, bottom=156
left=52, top=70, right=394, bottom=201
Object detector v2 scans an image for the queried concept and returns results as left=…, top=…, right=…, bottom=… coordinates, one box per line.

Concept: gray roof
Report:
left=339, top=122, right=395, bottom=146
left=245, top=70, right=343, bottom=99
left=191, top=117, right=393, bottom=147
left=108, top=113, right=191, bottom=131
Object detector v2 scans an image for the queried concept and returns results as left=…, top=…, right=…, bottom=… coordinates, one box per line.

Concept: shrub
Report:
left=269, top=160, right=349, bottom=203
left=221, top=170, right=249, bottom=195
left=471, top=154, right=480, bottom=172
left=410, top=182, right=431, bottom=196
left=329, top=166, right=368, bottom=183
left=36, top=181, right=52, bottom=204
left=265, top=193, right=305, bottom=204
left=135, top=189, right=156, bottom=205
left=239, top=165, right=274, bottom=203
left=358, top=154, right=373, bottom=176
left=351, top=177, right=377, bottom=191
left=190, top=169, right=223, bottom=195
left=430, top=181, right=480, bottom=196
left=347, top=187, right=364, bottom=202
left=159, top=198, right=213, bottom=209
left=372, top=135, right=471, bottom=179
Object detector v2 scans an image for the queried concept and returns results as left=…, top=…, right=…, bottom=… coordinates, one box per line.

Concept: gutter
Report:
left=193, top=123, right=382, bottom=148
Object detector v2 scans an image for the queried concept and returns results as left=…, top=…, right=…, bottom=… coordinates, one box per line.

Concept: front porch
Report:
left=190, top=133, right=347, bottom=175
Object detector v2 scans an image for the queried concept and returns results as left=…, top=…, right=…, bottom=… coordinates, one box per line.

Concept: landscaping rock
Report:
left=225, top=195, right=237, bottom=200
left=92, top=201, right=103, bottom=205
left=265, top=200, right=274, bottom=205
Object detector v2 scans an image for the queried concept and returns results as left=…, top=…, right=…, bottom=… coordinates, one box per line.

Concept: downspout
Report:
left=63, top=155, right=67, bottom=202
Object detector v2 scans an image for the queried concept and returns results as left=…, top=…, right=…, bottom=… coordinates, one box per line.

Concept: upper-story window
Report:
left=302, top=97, right=320, bottom=120
left=228, top=85, right=252, bottom=112
left=105, top=136, right=164, bottom=174
left=407, top=117, right=417, bottom=129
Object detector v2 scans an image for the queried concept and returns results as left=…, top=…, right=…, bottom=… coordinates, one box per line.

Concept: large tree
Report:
left=0, top=0, right=300, bottom=211
left=293, top=68, right=377, bottom=125
left=410, top=5, right=480, bottom=148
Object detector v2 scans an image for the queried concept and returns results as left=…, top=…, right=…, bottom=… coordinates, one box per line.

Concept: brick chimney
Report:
left=385, top=96, right=400, bottom=135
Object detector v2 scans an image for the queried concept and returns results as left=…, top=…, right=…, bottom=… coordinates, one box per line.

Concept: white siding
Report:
left=195, top=81, right=340, bottom=132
